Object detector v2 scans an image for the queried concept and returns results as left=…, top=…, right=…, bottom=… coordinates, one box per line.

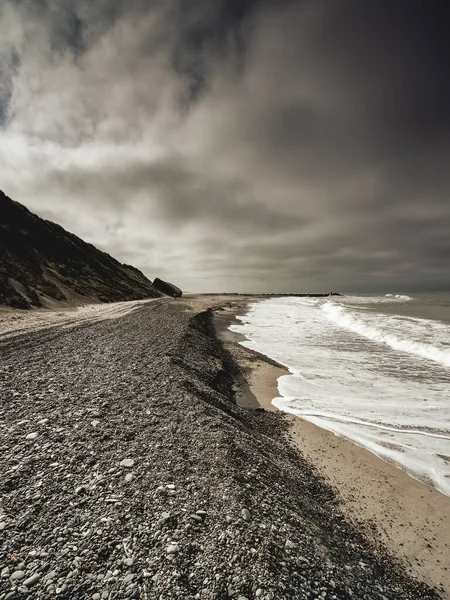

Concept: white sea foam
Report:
left=385, top=293, right=413, bottom=300
left=321, top=301, right=450, bottom=367
left=230, top=295, right=450, bottom=496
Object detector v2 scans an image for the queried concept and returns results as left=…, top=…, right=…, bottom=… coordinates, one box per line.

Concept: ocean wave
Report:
left=385, top=293, right=413, bottom=300
left=332, top=295, right=413, bottom=306
left=321, top=302, right=450, bottom=367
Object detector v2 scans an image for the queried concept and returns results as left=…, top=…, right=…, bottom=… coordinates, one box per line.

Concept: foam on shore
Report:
left=229, top=295, right=450, bottom=496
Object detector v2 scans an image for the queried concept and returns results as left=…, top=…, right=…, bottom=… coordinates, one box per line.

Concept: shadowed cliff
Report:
left=0, top=191, right=160, bottom=309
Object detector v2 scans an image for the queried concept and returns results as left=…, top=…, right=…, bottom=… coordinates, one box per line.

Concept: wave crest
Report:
left=321, top=302, right=450, bottom=367
left=385, top=294, right=413, bottom=300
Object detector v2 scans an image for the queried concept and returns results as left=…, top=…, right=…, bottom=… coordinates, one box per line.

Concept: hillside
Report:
left=0, top=191, right=160, bottom=309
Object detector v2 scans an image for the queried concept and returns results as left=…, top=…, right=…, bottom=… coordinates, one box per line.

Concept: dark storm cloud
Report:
left=1, top=0, right=450, bottom=291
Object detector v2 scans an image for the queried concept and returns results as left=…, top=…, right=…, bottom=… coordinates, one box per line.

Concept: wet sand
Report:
left=217, top=304, right=450, bottom=599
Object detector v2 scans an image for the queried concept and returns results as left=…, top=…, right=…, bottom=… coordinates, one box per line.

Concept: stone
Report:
left=22, top=573, right=41, bottom=588
left=92, top=594, right=101, bottom=600
left=125, top=473, right=134, bottom=482
left=189, top=514, right=203, bottom=523
left=120, top=459, right=134, bottom=468
left=256, top=590, right=263, bottom=597
left=225, top=516, right=233, bottom=524
left=166, top=544, right=179, bottom=554
left=10, top=570, right=26, bottom=581
left=123, top=557, right=134, bottom=567
left=123, top=573, right=135, bottom=583
left=241, top=509, right=251, bottom=522
left=26, top=432, right=39, bottom=440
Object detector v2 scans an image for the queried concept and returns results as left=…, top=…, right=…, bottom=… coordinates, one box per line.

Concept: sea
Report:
left=229, top=292, right=450, bottom=496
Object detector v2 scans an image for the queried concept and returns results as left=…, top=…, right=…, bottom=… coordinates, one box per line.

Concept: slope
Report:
left=0, top=190, right=160, bottom=308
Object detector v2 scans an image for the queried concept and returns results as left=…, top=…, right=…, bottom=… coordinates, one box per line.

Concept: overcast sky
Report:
left=1, top=0, right=450, bottom=292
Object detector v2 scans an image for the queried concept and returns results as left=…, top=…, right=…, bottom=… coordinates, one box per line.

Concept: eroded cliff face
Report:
left=0, top=190, right=160, bottom=309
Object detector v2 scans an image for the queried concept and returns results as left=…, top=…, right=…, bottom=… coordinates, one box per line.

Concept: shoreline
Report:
left=217, top=302, right=450, bottom=598
left=0, top=295, right=444, bottom=599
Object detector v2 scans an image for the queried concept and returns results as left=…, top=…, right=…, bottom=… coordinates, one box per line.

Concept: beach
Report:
left=218, top=299, right=450, bottom=598
left=0, top=295, right=444, bottom=599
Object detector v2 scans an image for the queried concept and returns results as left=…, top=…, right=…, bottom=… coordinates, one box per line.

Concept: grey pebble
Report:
left=23, top=572, right=41, bottom=587
left=241, top=509, right=251, bottom=522
left=10, top=570, right=26, bottom=581
left=189, top=514, right=203, bottom=522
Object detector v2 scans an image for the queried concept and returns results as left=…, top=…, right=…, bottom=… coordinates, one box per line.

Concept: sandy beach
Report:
left=217, top=301, right=450, bottom=599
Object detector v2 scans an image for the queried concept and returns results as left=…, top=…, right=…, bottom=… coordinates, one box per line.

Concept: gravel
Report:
left=0, top=298, right=441, bottom=599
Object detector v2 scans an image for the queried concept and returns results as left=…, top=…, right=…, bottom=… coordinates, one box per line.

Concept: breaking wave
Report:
left=321, top=302, right=450, bottom=367
left=385, top=293, right=413, bottom=300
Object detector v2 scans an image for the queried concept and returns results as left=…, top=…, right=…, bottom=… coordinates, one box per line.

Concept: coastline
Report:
left=217, top=302, right=450, bottom=598
left=0, top=295, right=444, bottom=599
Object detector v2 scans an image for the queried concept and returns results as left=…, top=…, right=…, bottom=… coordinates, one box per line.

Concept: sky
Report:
left=1, top=0, right=450, bottom=293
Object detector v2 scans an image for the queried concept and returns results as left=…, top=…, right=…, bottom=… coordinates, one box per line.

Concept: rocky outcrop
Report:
left=0, top=190, right=160, bottom=309
left=153, top=277, right=182, bottom=298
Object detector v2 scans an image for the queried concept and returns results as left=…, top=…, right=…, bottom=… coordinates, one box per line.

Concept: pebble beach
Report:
left=0, top=297, right=443, bottom=599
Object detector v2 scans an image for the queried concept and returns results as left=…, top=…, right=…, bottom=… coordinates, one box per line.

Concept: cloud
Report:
left=1, top=0, right=450, bottom=292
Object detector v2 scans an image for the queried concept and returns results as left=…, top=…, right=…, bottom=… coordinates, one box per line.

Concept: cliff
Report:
left=0, top=191, right=160, bottom=309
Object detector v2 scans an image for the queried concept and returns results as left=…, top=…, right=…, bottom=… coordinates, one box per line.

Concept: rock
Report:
left=123, top=573, right=135, bottom=583
left=92, top=594, right=101, bottom=600
left=285, top=539, right=296, bottom=549
left=123, top=557, right=134, bottom=567
left=91, top=420, right=100, bottom=427
left=166, top=484, right=176, bottom=490
left=256, top=590, right=263, bottom=597
left=125, top=473, right=134, bottom=482
left=0, top=522, right=6, bottom=531
left=120, top=459, right=135, bottom=468
left=166, top=544, right=179, bottom=554
left=10, top=570, right=26, bottom=581
left=241, top=509, right=251, bottom=522
left=23, top=573, right=41, bottom=587
left=225, top=516, right=233, bottom=524
left=189, top=514, right=203, bottom=523
left=26, top=432, right=39, bottom=440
